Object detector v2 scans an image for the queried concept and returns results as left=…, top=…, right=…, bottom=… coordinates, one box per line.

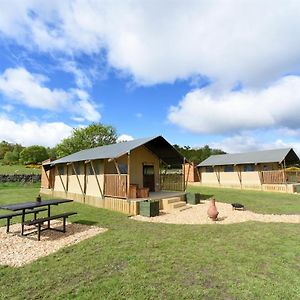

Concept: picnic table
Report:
left=0, top=199, right=76, bottom=240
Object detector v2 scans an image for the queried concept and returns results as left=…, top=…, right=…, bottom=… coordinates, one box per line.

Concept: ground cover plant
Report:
left=0, top=184, right=299, bottom=299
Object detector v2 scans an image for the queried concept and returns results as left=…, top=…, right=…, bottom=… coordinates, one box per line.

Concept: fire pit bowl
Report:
left=231, top=203, right=245, bottom=210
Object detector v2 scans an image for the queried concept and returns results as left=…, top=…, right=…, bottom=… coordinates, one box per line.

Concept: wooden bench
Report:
left=0, top=208, right=48, bottom=233
left=23, top=212, right=77, bottom=241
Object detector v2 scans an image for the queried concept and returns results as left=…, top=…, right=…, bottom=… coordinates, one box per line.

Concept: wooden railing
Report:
left=104, top=174, right=127, bottom=198
left=160, top=173, right=184, bottom=191
left=261, top=170, right=286, bottom=184
left=285, top=171, right=300, bottom=183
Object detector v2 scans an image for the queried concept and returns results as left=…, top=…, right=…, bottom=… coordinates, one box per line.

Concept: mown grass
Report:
left=0, top=184, right=299, bottom=299
left=0, top=164, right=41, bottom=175
left=188, top=185, right=300, bottom=214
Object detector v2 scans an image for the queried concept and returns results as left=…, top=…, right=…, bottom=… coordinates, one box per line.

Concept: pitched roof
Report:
left=45, top=136, right=183, bottom=166
left=197, top=148, right=299, bottom=167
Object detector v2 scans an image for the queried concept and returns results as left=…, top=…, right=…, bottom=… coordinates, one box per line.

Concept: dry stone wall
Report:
left=0, top=174, right=41, bottom=183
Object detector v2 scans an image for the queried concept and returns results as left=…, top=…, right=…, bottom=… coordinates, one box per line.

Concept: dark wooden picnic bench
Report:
left=0, top=208, right=47, bottom=233
left=23, top=212, right=77, bottom=241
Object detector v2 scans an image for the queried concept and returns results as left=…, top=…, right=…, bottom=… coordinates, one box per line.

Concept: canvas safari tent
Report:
left=197, top=148, right=300, bottom=193
left=40, top=136, right=187, bottom=215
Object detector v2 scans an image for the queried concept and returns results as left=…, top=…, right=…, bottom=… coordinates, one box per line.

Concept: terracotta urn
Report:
left=207, top=198, right=219, bottom=221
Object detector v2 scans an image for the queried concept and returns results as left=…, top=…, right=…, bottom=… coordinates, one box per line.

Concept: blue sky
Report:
left=1, top=1, right=300, bottom=153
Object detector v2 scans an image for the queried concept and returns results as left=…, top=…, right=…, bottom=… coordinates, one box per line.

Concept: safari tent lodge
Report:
left=40, top=136, right=187, bottom=215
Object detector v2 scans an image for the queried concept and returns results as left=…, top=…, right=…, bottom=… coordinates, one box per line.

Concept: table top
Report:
left=0, top=199, right=73, bottom=211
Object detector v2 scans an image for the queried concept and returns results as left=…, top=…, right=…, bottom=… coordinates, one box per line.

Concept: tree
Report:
left=3, top=151, right=19, bottom=165
left=20, top=146, right=49, bottom=164
left=0, top=141, right=14, bottom=159
left=54, top=123, right=117, bottom=158
left=173, top=144, right=225, bottom=164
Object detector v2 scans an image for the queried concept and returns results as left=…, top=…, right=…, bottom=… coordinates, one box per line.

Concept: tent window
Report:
left=244, top=164, right=255, bottom=172
left=224, top=165, right=234, bottom=172
left=119, top=164, right=128, bottom=174
left=206, top=166, right=213, bottom=173
left=58, top=165, right=64, bottom=175
left=88, top=165, right=93, bottom=175
left=71, top=163, right=81, bottom=175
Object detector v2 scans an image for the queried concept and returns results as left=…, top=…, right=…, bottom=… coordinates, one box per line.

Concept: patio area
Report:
left=0, top=221, right=107, bottom=267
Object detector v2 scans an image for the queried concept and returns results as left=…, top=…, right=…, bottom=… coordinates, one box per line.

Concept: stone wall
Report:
left=0, top=174, right=41, bottom=183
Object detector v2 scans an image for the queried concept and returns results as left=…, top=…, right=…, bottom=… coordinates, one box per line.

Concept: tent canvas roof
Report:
left=198, top=148, right=299, bottom=167
left=45, top=136, right=183, bottom=167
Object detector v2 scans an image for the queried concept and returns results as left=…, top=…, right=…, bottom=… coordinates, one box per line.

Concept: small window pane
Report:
left=58, top=165, right=64, bottom=175
left=244, top=164, right=255, bottom=172
left=119, top=164, right=128, bottom=174
left=206, top=166, right=213, bottom=173
left=224, top=165, right=234, bottom=172
left=88, top=165, right=93, bottom=175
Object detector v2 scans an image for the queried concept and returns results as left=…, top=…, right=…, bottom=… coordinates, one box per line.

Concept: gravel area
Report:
left=131, top=200, right=300, bottom=225
left=0, top=221, right=107, bottom=267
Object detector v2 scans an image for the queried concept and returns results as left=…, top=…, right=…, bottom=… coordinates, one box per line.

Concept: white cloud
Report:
left=0, top=115, right=72, bottom=147
left=2, top=104, right=14, bottom=112
left=1, top=1, right=300, bottom=87
left=117, top=134, right=134, bottom=142
left=209, top=134, right=300, bottom=157
left=0, top=67, right=101, bottom=122
left=168, top=76, right=300, bottom=134
left=61, top=61, right=92, bottom=88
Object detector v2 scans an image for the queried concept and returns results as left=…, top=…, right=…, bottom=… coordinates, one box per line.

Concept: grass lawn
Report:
left=0, top=183, right=299, bottom=300
left=188, top=185, right=300, bottom=215
left=0, top=164, right=41, bottom=175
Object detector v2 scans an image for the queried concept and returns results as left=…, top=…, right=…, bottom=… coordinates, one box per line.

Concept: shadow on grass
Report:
left=199, top=194, right=214, bottom=200
left=74, top=220, right=98, bottom=226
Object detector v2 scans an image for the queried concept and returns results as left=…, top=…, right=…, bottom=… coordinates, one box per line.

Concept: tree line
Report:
left=0, top=123, right=225, bottom=166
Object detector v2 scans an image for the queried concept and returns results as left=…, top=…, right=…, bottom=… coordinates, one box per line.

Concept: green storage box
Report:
left=139, top=200, right=160, bottom=217
left=186, top=193, right=201, bottom=205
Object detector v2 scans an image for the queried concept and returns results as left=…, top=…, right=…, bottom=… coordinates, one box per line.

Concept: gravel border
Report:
left=131, top=200, right=300, bottom=225
left=0, top=221, right=107, bottom=267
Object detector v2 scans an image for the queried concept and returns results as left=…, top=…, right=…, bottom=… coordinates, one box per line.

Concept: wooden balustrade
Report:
left=104, top=174, right=127, bottom=198
left=160, top=173, right=184, bottom=191
left=261, top=170, right=286, bottom=184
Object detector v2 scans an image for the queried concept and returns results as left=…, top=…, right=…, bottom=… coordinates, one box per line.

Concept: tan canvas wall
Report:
left=129, top=146, right=160, bottom=191
left=54, top=165, right=67, bottom=192
left=241, top=171, right=261, bottom=185
left=68, top=162, right=85, bottom=195
left=219, top=172, right=240, bottom=186
left=201, top=172, right=219, bottom=186
left=86, top=160, right=104, bottom=198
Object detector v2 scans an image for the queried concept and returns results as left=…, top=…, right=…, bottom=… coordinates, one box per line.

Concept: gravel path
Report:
left=0, top=221, right=107, bottom=267
left=131, top=201, right=300, bottom=225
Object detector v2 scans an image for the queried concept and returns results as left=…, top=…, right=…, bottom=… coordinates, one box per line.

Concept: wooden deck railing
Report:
left=160, top=174, right=184, bottom=191
left=261, top=170, right=286, bottom=184
left=104, top=174, right=127, bottom=198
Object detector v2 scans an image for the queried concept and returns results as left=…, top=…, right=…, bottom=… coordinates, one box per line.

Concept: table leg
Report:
left=48, top=205, right=51, bottom=228
left=21, top=209, right=25, bottom=235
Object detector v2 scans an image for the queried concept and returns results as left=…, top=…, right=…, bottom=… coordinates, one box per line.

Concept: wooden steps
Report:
left=162, top=196, right=187, bottom=210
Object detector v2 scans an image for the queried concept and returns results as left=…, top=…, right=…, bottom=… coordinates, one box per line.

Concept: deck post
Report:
left=183, top=158, right=186, bottom=191
left=127, top=151, right=130, bottom=198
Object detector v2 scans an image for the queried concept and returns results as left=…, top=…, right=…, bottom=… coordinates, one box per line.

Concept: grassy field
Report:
left=0, top=183, right=299, bottom=299
left=188, top=185, right=300, bottom=214
left=0, top=164, right=41, bottom=175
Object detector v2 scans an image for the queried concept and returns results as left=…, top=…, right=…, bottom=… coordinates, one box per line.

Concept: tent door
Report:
left=143, top=165, right=155, bottom=192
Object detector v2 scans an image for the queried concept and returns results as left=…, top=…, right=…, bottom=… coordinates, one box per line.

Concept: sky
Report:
left=1, top=0, right=300, bottom=154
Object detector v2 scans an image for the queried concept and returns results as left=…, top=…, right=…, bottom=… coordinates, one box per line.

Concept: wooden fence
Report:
left=160, top=173, right=184, bottom=191
left=104, top=174, right=127, bottom=198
